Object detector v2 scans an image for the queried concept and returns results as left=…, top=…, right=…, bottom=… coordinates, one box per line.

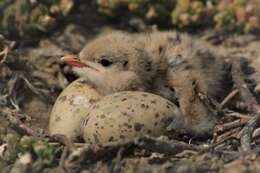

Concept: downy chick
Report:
left=62, top=31, right=228, bottom=136
left=63, top=32, right=153, bottom=95
left=140, top=31, right=227, bottom=135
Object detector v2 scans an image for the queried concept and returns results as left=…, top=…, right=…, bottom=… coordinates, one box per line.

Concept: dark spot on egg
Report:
left=134, top=123, right=144, bottom=132
left=74, top=83, right=83, bottom=89
left=54, top=116, right=61, bottom=122
left=121, top=98, right=127, bottom=101
left=89, top=98, right=96, bottom=104
left=123, top=123, right=132, bottom=129
left=100, top=114, right=105, bottom=119
left=121, top=129, right=125, bottom=133
left=155, top=113, right=160, bottom=118
left=147, top=130, right=152, bottom=134
left=58, top=96, right=67, bottom=102
left=154, top=122, right=158, bottom=126
left=166, top=105, right=170, bottom=109
left=140, top=104, right=149, bottom=109
left=119, top=135, right=125, bottom=139
left=108, top=136, right=114, bottom=142
left=151, top=100, right=157, bottom=104
left=95, top=123, right=99, bottom=126
left=158, top=46, right=163, bottom=53
left=122, top=112, right=128, bottom=116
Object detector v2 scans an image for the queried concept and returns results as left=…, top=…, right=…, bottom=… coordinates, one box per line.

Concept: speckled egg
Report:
left=49, top=79, right=102, bottom=140
left=83, top=91, right=183, bottom=145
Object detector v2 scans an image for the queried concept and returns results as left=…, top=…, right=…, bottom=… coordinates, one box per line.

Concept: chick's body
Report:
left=139, top=31, right=227, bottom=135
left=67, top=31, right=227, bottom=136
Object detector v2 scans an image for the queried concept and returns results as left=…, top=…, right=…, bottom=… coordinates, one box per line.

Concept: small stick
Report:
left=214, top=118, right=249, bottom=134
left=0, top=41, right=15, bottom=65
left=224, top=110, right=251, bottom=119
left=200, top=135, right=238, bottom=154
left=220, top=89, right=239, bottom=108
left=0, top=47, right=9, bottom=65
left=135, top=136, right=200, bottom=155
left=215, top=127, right=242, bottom=143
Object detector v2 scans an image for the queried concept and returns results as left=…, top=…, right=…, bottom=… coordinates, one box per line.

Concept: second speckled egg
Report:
left=83, top=91, right=183, bottom=145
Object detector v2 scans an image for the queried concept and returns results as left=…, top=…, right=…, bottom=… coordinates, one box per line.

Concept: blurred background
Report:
left=1, top=0, right=260, bottom=43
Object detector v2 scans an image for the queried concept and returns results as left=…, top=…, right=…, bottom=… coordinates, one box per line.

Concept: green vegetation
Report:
left=0, top=135, right=56, bottom=172
left=0, top=0, right=74, bottom=39
left=1, top=0, right=259, bottom=38
left=97, top=0, right=260, bottom=33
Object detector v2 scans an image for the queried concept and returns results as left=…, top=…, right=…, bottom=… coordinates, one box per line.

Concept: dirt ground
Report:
left=0, top=2, right=260, bottom=173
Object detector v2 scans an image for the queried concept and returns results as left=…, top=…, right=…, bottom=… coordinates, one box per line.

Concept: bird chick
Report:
left=62, top=32, right=154, bottom=95
left=140, top=31, right=227, bottom=135
left=62, top=31, right=228, bottom=136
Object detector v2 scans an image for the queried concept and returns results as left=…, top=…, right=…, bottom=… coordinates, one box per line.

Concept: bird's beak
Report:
left=61, top=55, right=99, bottom=71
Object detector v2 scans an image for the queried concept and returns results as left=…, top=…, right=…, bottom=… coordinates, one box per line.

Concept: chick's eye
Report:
left=99, top=58, right=112, bottom=67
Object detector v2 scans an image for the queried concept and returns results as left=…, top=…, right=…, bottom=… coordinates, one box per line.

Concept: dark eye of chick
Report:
left=99, top=58, right=112, bottom=67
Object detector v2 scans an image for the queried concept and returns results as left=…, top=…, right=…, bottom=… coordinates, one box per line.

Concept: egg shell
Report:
left=49, top=79, right=102, bottom=140
left=83, top=91, right=182, bottom=145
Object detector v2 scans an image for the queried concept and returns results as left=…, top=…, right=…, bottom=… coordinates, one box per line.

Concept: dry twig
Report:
left=214, top=118, right=250, bottom=134
left=0, top=41, right=15, bottom=65
left=220, top=89, right=239, bottom=108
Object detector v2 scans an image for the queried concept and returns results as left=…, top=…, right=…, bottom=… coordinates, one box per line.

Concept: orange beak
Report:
left=61, top=55, right=98, bottom=71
